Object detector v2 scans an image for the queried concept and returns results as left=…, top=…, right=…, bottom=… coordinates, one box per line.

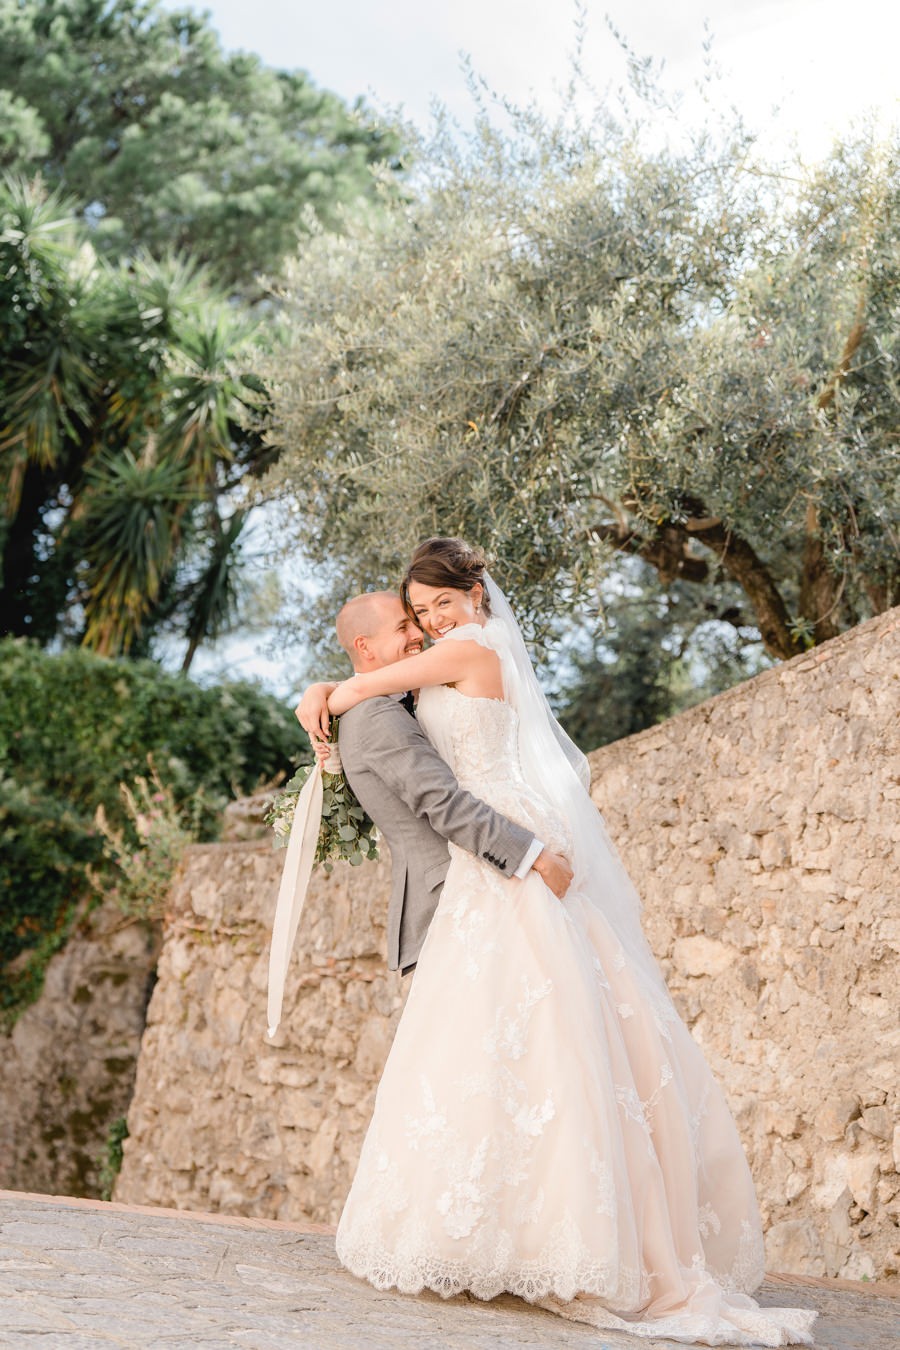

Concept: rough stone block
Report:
left=765, top=1218, right=824, bottom=1275
left=860, top=1105, right=893, bottom=1142
left=671, top=935, right=737, bottom=978
left=814, top=1097, right=860, bottom=1143
left=846, top=1148, right=883, bottom=1213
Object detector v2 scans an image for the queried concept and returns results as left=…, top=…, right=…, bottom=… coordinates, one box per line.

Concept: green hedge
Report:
left=0, top=639, right=307, bottom=1008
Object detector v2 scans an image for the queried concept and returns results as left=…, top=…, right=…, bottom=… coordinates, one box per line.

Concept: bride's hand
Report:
left=532, top=848, right=574, bottom=900
left=313, top=739, right=332, bottom=768
left=295, top=681, right=338, bottom=743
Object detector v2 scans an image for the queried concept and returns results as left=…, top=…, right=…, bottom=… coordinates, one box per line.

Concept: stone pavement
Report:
left=1, top=1191, right=897, bottom=1349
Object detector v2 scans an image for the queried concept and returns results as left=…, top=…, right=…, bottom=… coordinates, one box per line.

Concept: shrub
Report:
left=0, top=639, right=307, bottom=1013
left=98, top=1115, right=129, bottom=1202
left=92, top=759, right=208, bottom=923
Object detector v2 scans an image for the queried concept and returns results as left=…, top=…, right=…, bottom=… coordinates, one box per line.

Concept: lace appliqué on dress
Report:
left=334, top=683, right=816, bottom=1347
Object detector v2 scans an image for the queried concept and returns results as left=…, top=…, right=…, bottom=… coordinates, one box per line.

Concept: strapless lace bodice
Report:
left=415, top=686, right=521, bottom=789
left=415, top=684, right=572, bottom=856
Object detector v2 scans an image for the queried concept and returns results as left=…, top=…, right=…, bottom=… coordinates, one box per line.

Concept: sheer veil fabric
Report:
left=482, top=572, right=678, bottom=1018
left=332, top=578, right=818, bottom=1346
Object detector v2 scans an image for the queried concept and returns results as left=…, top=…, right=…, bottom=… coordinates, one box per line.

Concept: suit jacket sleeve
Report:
left=339, top=697, right=535, bottom=876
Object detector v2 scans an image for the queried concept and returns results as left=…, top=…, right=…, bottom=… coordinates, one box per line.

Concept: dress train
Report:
left=334, top=685, right=817, bottom=1346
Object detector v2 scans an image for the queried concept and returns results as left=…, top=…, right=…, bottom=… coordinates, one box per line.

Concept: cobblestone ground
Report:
left=1, top=1192, right=897, bottom=1349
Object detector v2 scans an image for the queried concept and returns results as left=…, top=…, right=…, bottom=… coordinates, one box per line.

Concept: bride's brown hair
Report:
left=400, top=537, right=492, bottom=620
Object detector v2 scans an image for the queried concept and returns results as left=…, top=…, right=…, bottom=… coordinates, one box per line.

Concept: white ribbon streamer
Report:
left=266, top=744, right=342, bottom=1039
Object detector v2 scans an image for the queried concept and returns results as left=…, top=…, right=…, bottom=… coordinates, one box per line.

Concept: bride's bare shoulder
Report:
left=438, top=632, right=503, bottom=698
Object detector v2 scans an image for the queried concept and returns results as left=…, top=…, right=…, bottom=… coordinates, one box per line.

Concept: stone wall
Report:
left=0, top=899, right=160, bottom=1196
left=584, top=607, right=900, bottom=1282
left=115, top=843, right=406, bottom=1221
left=115, top=607, right=900, bottom=1281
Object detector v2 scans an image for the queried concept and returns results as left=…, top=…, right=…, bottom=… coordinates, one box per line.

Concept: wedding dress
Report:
left=334, top=614, right=818, bottom=1346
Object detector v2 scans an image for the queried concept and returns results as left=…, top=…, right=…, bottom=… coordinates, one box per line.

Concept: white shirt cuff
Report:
left=513, top=838, right=544, bottom=880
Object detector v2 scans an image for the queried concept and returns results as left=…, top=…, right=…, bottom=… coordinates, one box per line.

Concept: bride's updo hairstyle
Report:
left=400, top=537, right=492, bottom=621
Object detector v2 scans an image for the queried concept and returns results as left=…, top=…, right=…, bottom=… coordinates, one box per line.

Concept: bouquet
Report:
left=264, top=721, right=379, bottom=871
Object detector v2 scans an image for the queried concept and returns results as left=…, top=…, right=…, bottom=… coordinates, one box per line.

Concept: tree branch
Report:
left=798, top=499, right=841, bottom=642
left=801, top=298, right=867, bottom=635
left=817, top=311, right=866, bottom=411
left=585, top=520, right=711, bottom=584
left=679, top=496, right=802, bottom=659
left=589, top=483, right=801, bottom=657
left=488, top=345, right=560, bottom=426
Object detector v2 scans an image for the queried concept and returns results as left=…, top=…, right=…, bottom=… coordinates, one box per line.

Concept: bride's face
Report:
left=407, top=580, right=484, bottom=641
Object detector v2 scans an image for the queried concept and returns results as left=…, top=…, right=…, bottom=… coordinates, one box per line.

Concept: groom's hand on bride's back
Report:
left=532, top=849, right=574, bottom=900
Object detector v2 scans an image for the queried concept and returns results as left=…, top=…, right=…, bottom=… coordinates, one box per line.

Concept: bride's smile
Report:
left=407, top=580, right=486, bottom=641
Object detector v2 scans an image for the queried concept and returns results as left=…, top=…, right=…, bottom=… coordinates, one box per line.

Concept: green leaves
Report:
left=0, top=177, right=273, bottom=657
left=0, top=636, right=308, bottom=1016
left=79, top=451, right=192, bottom=655
left=0, top=0, right=405, bottom=289
left=260, top=86, right=899, bottom=672
left=265, top=720, right=380, bottom=870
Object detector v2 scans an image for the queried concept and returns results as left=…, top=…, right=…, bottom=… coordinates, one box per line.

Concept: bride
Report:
left=318, top=537, right=817, bottom=1346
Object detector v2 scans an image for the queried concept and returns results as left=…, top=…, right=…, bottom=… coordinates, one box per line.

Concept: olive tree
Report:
left=259, top=85, right=899, bottom=666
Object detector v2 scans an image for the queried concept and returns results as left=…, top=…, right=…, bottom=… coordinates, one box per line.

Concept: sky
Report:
left=174, top=0, right=898, bottom=162
left=161, top=0, right=898, bottom=696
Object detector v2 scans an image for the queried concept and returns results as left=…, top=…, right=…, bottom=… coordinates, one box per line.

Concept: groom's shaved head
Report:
left=336, top=592, right=401, bottom=667
left=335, top=590, right=424, bottom=671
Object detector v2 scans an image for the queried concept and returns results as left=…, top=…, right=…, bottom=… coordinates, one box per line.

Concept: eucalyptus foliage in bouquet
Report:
left=264, top=723, right=379, bottom=870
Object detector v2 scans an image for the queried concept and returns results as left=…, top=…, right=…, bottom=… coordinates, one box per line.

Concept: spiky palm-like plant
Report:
left=1, top=177, right=271, bottom=657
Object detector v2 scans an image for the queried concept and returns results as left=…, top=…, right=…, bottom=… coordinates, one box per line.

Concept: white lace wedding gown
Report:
left=334, top=681, right=818, bottom=1345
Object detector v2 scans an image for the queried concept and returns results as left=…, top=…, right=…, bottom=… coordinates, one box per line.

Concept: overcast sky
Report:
left=174, top=0, right=897, bottom=162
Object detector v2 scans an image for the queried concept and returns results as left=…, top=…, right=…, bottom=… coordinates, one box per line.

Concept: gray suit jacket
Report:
left=337, top=695, right=534, bottom=975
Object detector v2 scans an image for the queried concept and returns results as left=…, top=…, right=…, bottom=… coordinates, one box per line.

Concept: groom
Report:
left=296, top=591, right=573, bottom=976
